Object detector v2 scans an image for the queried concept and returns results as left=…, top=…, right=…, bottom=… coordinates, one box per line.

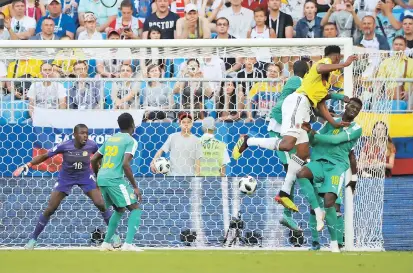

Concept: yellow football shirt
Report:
left=296, top=57, right=332, bottom=107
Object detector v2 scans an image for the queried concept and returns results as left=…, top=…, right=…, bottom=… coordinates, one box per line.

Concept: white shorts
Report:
left=267, top=118, right=281, bottom=133
left=281, top=92, right=312, bottom=145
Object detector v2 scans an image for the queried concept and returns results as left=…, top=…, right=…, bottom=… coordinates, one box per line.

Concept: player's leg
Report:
left=296, top=163, right=325, bottom=231
left=84, top=187, right=121, bottom=247
left=101, top=205, right=125, bottom=251
left=335, top=203, right=344, bottom=248
left=122, top=202, right=143, bottom=251
left=26, top=191, right=66, bottom=249
left=319, top=166, right=346, bottom=253
left=309, top=187, right=324, bottom=250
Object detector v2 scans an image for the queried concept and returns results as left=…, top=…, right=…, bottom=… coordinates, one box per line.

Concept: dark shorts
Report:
left=53, top=176, right=97, bottom=195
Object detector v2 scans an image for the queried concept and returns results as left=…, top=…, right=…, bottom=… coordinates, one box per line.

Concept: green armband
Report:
left=330, top=93, right=345, bottom=101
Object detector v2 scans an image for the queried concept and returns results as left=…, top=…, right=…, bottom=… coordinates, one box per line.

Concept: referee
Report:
left=199, top=117, right=230, bottom=176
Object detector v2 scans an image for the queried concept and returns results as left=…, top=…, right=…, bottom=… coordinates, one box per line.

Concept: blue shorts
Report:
left=53, top=176, right=97, bottom=195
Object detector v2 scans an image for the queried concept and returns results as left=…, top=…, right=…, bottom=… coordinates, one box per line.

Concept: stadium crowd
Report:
left=0, top=0, right=413, bottom=121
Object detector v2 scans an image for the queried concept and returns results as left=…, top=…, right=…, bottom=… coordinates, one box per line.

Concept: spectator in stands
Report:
left=173, top=59, right=213, bottom=120
left=356, top=15, right=390, bottom=50
left=140, top=26, right=166, bottom=77
left=134, top=0, right=152, bottom=28
left=315, top=0, right=333, bottom=14
left=176, top=4, right=211, bottom=38
left=68, top=61, right=100, bottom=109
left=30, top=17, right=60, bottom=39
left=402, top=16, right=413, bottom=49
left=0, top=12, right=11, bottom=40
left=374, top=0, right=402, bottom=46
left=77, top=12, right=102, bottom=40
left=213, top=17, right=242, bottom=76
left=53, top=35, right=86, bottom=77
left=217, top=78, right=238, bottom=121
left=323, top=21, right=338, bottom=37
left=96, top=29, right=132, bottom=78
left=27, top=63, right=67, bottom=118
left=78, top=0, right=117, bottom=34
left=150, top=112, right=202, bottom=176
left=359, top=121, right=396, bottom=178
left=217, top=0, right=254, bottom=38
left=235, top=56, right=263, bottom=119
left=320, top=0, right=362, bottom=38
left=198, top=0, right=224, bottom=23
left=200, top=56, right=225, bottom=96
left=247, top=7, right=276, bottom=38
left=267, top=0, right=293, bottom=38
left=142, top=0, right=180, bottom=39
left=36, top=0, right=75, bottom=39
left=0, top=61, right=9, bottom=100
left=109, top=0, right=140, bottom=39
left=111, top=64, right=139, bottom=109
left=25, top=0, right=46, bottom=21
left=295, top=0, right=322, bottom=38
left=6, top=57, right=42, bottom=99
left=9, top=0, right=36, bottom=40
left=142, top=64, right=174, bottom=122
left=376, top=36, right=413, bottom=100
left=246, top=62, right=283, bottom=122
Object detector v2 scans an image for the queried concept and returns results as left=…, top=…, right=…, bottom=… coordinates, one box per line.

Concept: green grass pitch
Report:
left=1, top=250, right=412, bottom=273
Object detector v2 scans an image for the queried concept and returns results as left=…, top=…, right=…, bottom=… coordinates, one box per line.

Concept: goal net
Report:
left=0, top=39, right=393, bottom=250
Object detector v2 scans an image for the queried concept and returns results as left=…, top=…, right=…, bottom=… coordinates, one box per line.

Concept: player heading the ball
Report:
left=13, top=124, right=121, bottom=249
left=91, top=113, right=143, bottom=252
left=233, top=46, right=357, bottom=214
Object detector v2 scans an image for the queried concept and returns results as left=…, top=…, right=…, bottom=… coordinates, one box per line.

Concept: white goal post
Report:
left=0, top=38, right=385, bottom=251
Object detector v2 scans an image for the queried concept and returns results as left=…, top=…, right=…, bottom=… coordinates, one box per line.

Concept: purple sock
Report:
left=32, top=214, right=50, bottom=240
left=101, top=210, right=112, bottom=225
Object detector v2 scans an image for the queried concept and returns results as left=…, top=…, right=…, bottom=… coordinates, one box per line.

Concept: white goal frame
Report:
left=1, top=38, right=361, bottom=251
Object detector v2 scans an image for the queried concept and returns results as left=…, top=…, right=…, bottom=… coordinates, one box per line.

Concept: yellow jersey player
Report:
left=233, top=46, right=357, bottom=213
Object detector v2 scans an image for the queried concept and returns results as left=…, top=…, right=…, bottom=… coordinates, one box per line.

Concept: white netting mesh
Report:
left=0, top=40, right=397, bottom=250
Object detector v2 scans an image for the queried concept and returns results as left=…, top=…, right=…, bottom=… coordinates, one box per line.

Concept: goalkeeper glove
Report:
left=346, top=174, right=357, bottom=194
left=13, top=162, right=32, bottom=177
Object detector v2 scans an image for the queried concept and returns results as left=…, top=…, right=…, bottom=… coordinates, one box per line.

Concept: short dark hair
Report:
left=266, top=62, right=283, bottom=72
left=74, top=124, right=88, bottom=133
left=148, top=25, right=162, bottom=39
left=120, top=0, right=133, bottom=9
left=293, top=60, right=310, bottom=78
left=402, top=15, right=413, bottom=21
left=393, top=35, right=407, bottom=45
left=324, top=22, right=337, bottom=29
left=73, top=60, right=88, bottom=69
left=216, top=17, right=229, bottom=25
left=42, top=17, right=55, bottom=25
left=253, top=7, right=267, bottom=16
left=118, top=113, right=135, bottom=130
left=362, top=15, right=376, bottom=23
left=349, top=97, right=363, bottom=107
left=12, top=0, right=25, bottom=6
left=324, top=45, right=341, bottom=56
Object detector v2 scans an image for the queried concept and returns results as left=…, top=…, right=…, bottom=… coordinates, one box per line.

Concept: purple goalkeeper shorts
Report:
left=53, top=177, right=97, bottom=195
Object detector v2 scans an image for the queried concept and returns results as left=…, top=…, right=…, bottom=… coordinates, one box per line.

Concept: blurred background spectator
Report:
left=375, top=0, right=402, bottom=46
left=111, top=64, right=139, bottom=109
left=36, top=0, right=75, bottom=39
left=0, top=11, right=11, bottom=40
left=267, top=0, right=293, bottom=38
left=217, top=78, right=238, bottom=121
left=356, top=15, right=390, bottom=50
left=30, top=17, right=60, bottom=39
left=68, top=60, right=100, bottom=109
left=77, top=0, right=117, bottom=34
left=142, top=0, right=179, bottom=39
left=295, top=0, right=322, bottom=38
left=10, top=0, right=36, bottom=40
left=402, top=15, right=413, bottom=48
left=217, top=0, right=254, bottom=38
left=77, top=12, right=102, bottom=39
left=176, top=4, right=211, bottom=38
left=109, top=0, right=140, bottom=39
left=323, top=21, right=338, bottom=37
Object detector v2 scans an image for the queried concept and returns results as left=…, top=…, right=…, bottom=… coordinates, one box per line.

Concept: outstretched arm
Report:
left=346, top=150, right=358, bottom=193
left=91, top=152, right=103, bottom=177
left=13, top=149, right=54, bottom=176
left=314, top=125, right=362, bottom=145
left=317, top=101, right=343, bottom=128
left=316, top=55, right=357, bottom=74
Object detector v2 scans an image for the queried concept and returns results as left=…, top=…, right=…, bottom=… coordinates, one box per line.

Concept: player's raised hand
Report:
left=150, top=161, right=159, bottom=174
left=343, top=95, right=350, bottom=103
left=346, top=181, right=357, bottom=194
left=343, top=55, right=358, bottom=67
left=134, top=187, right=142, bottom=203
left=13, top=163, right=31, bottom=177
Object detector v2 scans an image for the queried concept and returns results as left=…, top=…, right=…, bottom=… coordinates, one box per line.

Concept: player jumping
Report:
left=233, top=46, right=357, bottom=215
left=298, top=97, right=363, bottom=252
left=91, top=113, right=143, bottom=252
left=13, top=124, right=121, bottom=249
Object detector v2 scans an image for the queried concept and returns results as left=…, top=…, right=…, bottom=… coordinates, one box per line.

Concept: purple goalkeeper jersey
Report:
left=47, top=139, right=98, bottom=181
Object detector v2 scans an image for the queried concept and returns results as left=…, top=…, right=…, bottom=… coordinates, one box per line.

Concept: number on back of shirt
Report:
left=73, top=162, right=83, bottom=170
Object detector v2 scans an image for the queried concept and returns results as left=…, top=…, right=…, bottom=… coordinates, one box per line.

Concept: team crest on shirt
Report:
left=83, top=151, right=88, bottom=156
left=130, top=193, right=136, bottom=200
left=332, top=129, right=340, bottom=135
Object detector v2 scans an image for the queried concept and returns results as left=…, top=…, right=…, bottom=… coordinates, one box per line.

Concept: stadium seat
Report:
left=211, top=33, right=217, bottom=39
left=372, top=100, right=408, bottom=113
left=204, top=99, right=217, bottom=118
left=0, top=101, right=30, bottom=125
left=88, top=59, right=97, bottom=78
left=391, top=100, right=408, bottom=112
left=172, top=58, right=186, bottom=77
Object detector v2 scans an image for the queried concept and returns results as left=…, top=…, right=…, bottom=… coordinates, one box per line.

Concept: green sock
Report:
left=125, top=209, right=142, bottom=244
left=297, top=178, right=320, bottom=210
left=283, top=184, right=294, bottom=217
left=104, top=211, right=123, bottom=243
left=337, top=215, right=344, bottom=245
left=309, top=214, right=319, bottom=243
left=325, top=207, right=338, bottom=242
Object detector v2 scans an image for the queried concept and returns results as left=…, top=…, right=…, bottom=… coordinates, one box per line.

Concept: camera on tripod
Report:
left=223, top=211, right=245, bottom=247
